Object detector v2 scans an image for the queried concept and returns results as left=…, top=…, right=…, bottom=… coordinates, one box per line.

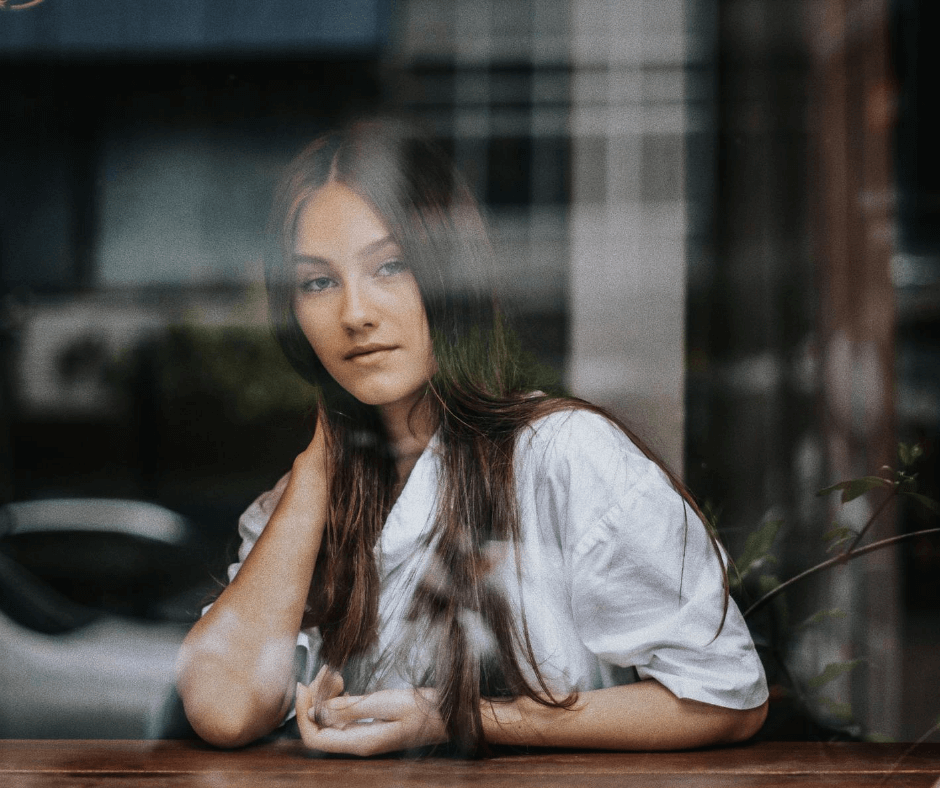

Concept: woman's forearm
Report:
left=177, top=453, right=329, bottom=747
left=481, top=679, right=768, bottom=751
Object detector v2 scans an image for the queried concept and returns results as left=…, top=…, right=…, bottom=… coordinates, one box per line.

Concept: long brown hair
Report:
left=266, top=117, right=727, bottom=754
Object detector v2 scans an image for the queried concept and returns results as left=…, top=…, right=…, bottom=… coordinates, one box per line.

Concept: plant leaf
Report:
left=864, top=732, right=894, bottom=743
left=899, top=442, right=924, bottom=468
left=757, top=574, right=781, bottom=595
left=816, top=696, right=854, bottom=723
left=807, top=659, right=863, bottom=690
left=797, top=609, right=847, bottom=630
left=899, top=443, right=913, bottom=467
left=903, top=492, right=940, bottom=516
left=755, top=573, right=788, bottom=626
left=757, top=575, right=780, bottom=594
left=823, top=525, right=856, bottom=552
left=817, top=476, right=892, bottom=503
left=735, top=520, right=783, bottom=581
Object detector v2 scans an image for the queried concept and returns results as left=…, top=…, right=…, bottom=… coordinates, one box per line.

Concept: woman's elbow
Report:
left=176, top=666, right=285, bottom=749
left=186, top=708, right=257, bottom=749
left=193, top=717, right=267, bottom=749
left=179, top=684, right=273, bottom=749
left=724, top=699, right=769, bottom=744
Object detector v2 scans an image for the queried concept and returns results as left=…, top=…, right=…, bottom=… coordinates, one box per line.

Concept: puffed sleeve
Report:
left=537, top=410, right=767, bottom=709
left=207, top=472, right=322, bottom=689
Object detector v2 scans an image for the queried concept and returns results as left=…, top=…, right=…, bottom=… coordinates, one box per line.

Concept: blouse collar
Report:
left=377, top=429, right=441, bottom=578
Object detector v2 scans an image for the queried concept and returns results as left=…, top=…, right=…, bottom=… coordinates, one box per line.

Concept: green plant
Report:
left=742, top=443, right=939, bottom=618
left=731, top=443, right=940, bottom=740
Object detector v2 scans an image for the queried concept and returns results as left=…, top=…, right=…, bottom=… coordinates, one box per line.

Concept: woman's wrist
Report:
left=276, top=461, right=329, bottom=534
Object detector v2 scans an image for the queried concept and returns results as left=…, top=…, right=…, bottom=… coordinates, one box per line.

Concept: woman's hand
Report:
left=295, top=664, right=345, bottom=730
left=296, top=672, right=448, bottom=756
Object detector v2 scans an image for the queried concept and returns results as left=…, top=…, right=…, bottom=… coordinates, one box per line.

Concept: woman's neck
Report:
left=380, top=393, right=437, bottom=489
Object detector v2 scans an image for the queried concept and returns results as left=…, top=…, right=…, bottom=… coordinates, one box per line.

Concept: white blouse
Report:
left=227, top=409, right=768, bottom=710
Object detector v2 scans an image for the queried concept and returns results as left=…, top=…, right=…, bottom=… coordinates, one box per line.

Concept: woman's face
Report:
left=291, top=181, right=435, bottom=416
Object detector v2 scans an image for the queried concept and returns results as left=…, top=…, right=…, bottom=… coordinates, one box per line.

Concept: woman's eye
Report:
left=377, top=260, right=407, bottom=277
left=299, top=276, right=335, bottom=293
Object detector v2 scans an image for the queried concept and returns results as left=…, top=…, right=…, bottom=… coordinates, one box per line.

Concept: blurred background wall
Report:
left=1, top=0, right=937, bottom=741
left=681, top=0, right=939, bottom=743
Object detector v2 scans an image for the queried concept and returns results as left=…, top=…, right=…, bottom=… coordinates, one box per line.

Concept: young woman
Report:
left=176, top=118, right=768, bottom=755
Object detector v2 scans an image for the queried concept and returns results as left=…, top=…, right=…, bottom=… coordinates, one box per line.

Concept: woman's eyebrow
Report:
left=358, top=235, right=399, bottom=258
left=292, top=254, right=332, bottom=268
left=291, top=237, right=398, bottom=268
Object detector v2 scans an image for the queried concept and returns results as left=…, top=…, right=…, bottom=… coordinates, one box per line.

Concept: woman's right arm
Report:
left=176, top=425, right=330, bottom=748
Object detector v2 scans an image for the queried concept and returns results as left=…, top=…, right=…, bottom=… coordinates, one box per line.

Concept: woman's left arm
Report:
left=296, top=677, right=767, bottom=755
left=482, top=679, right=768, bottom=750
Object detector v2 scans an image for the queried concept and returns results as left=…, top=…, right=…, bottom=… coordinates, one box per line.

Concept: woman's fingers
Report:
left=301, top=689, right=447, bottom=756
left=308, top=664, right=343, bottom=700
left=298, top=688, right=447, bottom=755
left=314, top=695, right=374, bottom=727
left=309, top=665, right=344, bottom=725
left=310, top=690, right=414, bottom=726
left=295, top=681, right=319, bottom=749
left=295, top=684, right=395, bottom=756
left=307, top=664, right=328, bottom=689
left=321, top=667, right=345, bottom=699
left=298, top=719, right=403, bottom=757
left=295, top=665, right=348, bottom=750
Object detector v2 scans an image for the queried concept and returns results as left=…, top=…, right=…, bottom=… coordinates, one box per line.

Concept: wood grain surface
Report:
left=1, top=740, right=938, bottom=787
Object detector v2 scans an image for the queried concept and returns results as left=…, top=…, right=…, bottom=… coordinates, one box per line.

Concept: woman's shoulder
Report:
left=515, top=403, right=666, bottom=501
left=512, top=402, right=690, bottom=559
left=519, top=404, right=649, bottom=468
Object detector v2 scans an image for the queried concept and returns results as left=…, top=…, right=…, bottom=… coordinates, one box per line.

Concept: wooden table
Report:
left=1, top=740, right=938, bottom=787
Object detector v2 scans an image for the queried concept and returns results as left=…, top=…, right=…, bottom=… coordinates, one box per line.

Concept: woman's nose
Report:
left=339, top=279, right=378, bottom=331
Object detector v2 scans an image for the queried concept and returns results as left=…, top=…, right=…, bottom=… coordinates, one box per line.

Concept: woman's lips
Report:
left=345, top=345, right=398, bottom=362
